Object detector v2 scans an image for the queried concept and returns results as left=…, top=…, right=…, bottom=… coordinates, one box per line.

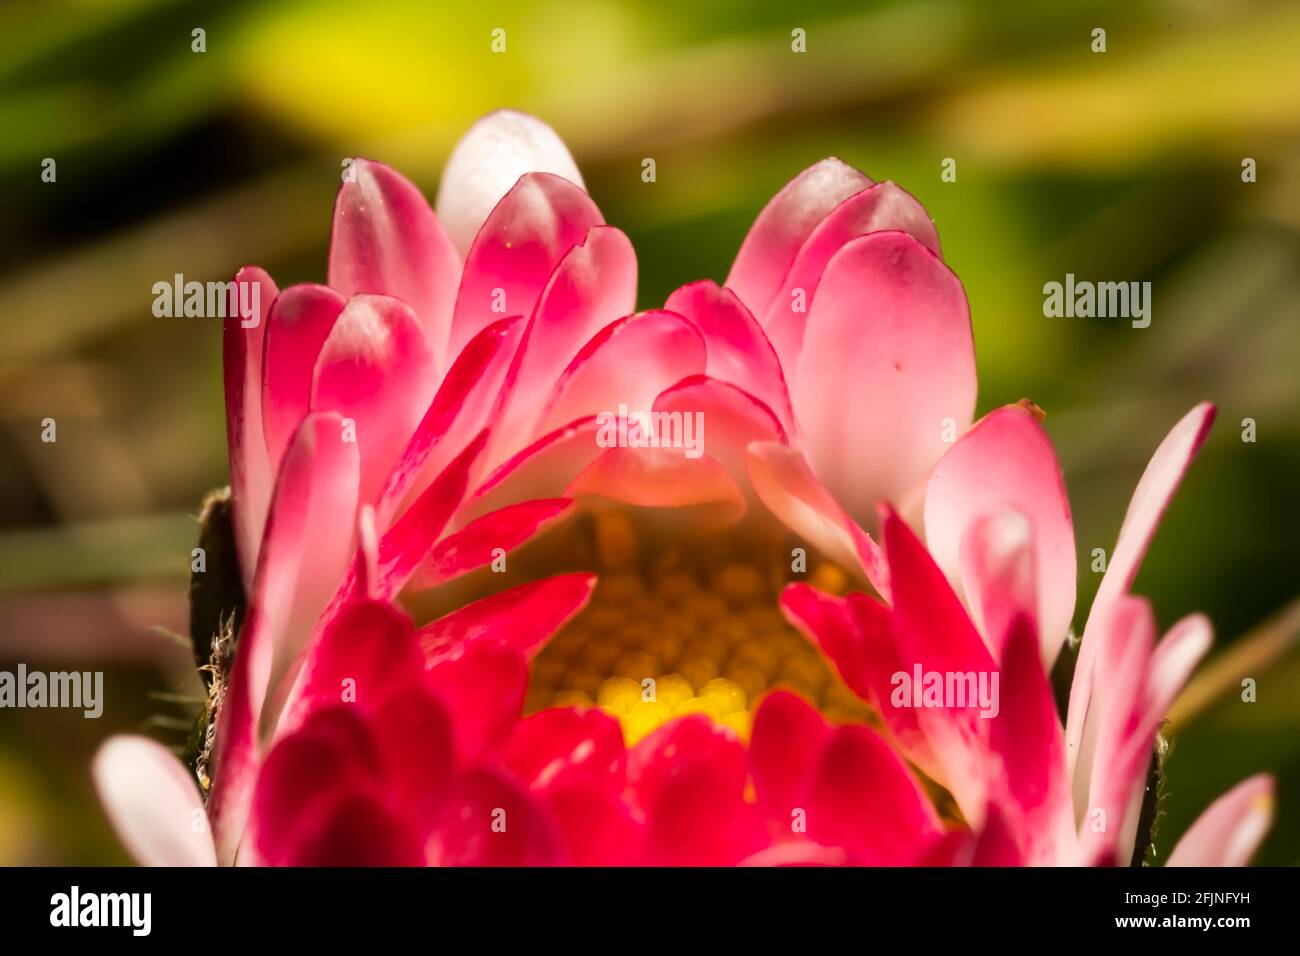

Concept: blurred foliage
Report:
left=0, top=0, right=1297, bottom=864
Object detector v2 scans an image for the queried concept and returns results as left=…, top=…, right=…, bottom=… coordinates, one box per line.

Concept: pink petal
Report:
left=428, top=766, right=563, bottom=866
left=436, top=110, right=586, bottom=259
left=986, top=612, right=1075, bottom=865
left=249, top=706, right=383, bottom=865
left=653, top=376, right=786, bottom=485
left=378, top=315, right=527, bottom=528
left=369, top=683, right=456, bottom=827
left=448, top=172, right=601, bottom=359
left=260, top=284, right=346, bottom=471
left=92, top=736, right=215, bottom=867
left=726, top=158, right=871, bottom=318
left=1066, top=403, right=1216, bottom=776
left=926, top=404, right=1077, bottom=666
left=542, top=784, right=644, bottom=866
left=328, top=158, right=460, bottom=370
left=626, top=715, right=748, bottom=817
left=310, top=294, right=436, bottom=508
left=804, top=724, right=942, bottom=864
left=536, top=310, right=706, bottom=435
left=567, top=448, right=747, bottom=525
left=208, top=411, right=360, bottom=864
left=641, top=761, right=769, bottom=866
left=462, top=416, right=604, bottom=524
left=882, top=507, right=994, bottom=824
left=410, top=497, right=575, bottom=590
left=424, top=639, right=528, bottom=763
left=368, top=430, right=486, bottom=599
left=762, top=181, right=941, bottom=372
left=223, top=266, right=279, bottom=590
left=956, top=509, right=1039, bottom=662
left=792, top=231, right=975, bottom=525
left=1167, top=774, right=1274, bottom=867
left=747, top=441, right=890, bottom=597
left=749, top=691, right=832, bottom=822
left=664, top=280, right=794, bottom=431
left=495, top=225, right=638, bottom=451
left=417, top=572, right=597, bottom=663
left=504, top=706, right=627, bottom=795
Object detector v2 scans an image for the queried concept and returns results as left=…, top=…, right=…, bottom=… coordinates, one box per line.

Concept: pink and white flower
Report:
left=94, top=111, right=1273, bottom=867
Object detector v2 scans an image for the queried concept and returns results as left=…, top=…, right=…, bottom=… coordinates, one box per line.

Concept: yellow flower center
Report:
left=526, top=512, right=872, bottom=745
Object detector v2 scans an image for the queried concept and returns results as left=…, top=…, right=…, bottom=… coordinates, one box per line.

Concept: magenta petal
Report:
left=250, top=706, right=382, bottom=865
left=310, top=294, right=436, bottom=508
left=749, top=691, right=832, bottom=823
left=411, top=497, right=575, bottom=590
left=725, top=158, right=871, bottom=318
left=207, top=411, right=359, bottom=864
left=641, top=760, right=770, bottom=866
left=1066, top=403, right=1216, bottom=776
left=369, top=684, right=456, bottom=828
left=223, top=265, right=279, bottom=590
left=436, top=110, right=586, bottom=258
left=882, top=508, right=995, bottom=824
left=792, top=231, right=975, bottom=524
left=425, top=639, right=528, bottom=764
left=504, top=706, right=627, bottom=796
left=537, top=310, right=706, bottom=435
left=464, top=416, right=604, bottom=523
left=543, top=784, right=644, bottom=866
left=448, top=172, right=602, bottom=359
left=804, top=725, right=942, bottom=865
left=762, top=181, right=941, bottom=370
left=956, top=510, right=1039, bottom=662
left=328, top=158, right=460, bottom=370
left=286, top=790, right=423, bottom=867
left=664, top=280, right=795, bottom=432
left=627, top=715, right=748, bottom=816
left=428, top=766, right=563, bottom=866
left=925, top=404, right=1077, bottom=666
left=379, top=315, right=527, bottom=528
left=92, top=736, right=215, bottom=867
left=417, top=573, right=597, bottom=663
left=261, top=284, right=346, bottom=471
left=1167, top=774, right=1275, bottom=867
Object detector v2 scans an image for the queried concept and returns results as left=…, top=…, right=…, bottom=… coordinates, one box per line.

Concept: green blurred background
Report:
left=0, top=0, right=1297, bottom=864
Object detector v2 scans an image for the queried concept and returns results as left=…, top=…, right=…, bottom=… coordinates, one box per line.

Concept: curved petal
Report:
left=1167, top=774, right=1274, bottom=867
left=329, top=158, right=460, bottom=369
left=428, top=766, right=563, bottom=866
left=763, top=181, right=941, bottom=371
left=926, top=404, right=1076, bottom=666
left=462, top=416, right=604, bottom=524
left=417, top=573, right=597, bottom=663
left=261, top=284, right=346, bottom=471
left=664, top=280, right=794, bottom=432
left=310, top=294, right=436, bottom=508
left=425, top=638, right=528, bottom=763
left=654, top=375, right=786, bottom=485
left=750, top=691, right=832, bottom=823
left=504, top=706, right=627, bottom=796
left=448, top=172, right=602, bottom=359
left=792, top=231, right=975, bottom=525
left=566, top=448, right=747, bottom=526
left=378, top=315, right=527, bottom=528
left=882, top=507, right=995, bottom=825
left=496, top=226, right=638, bottom=451
left=93, top=736, right=215, bottom=867
left=747, top=441, right=889, bottom=597
left=726, top=158, right=871, bottom=318
left=537, top=310, right=706, bottom=435
left=956, top=509, right=1039, bottom=662
left=627, top=715, right=748, bottom=817
left=641, top=760, right=770, bottom=866
left=543, top=784, right=644, bottom=866
left=436, top=110, right=586, bottom=259
left=1067, top=403, right=1216, bottom=776
left=223, top=266, right=279, bottom=590
left=804, top=724, right=942, bottom=864
left=411, top=497, right=575, bottom=589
